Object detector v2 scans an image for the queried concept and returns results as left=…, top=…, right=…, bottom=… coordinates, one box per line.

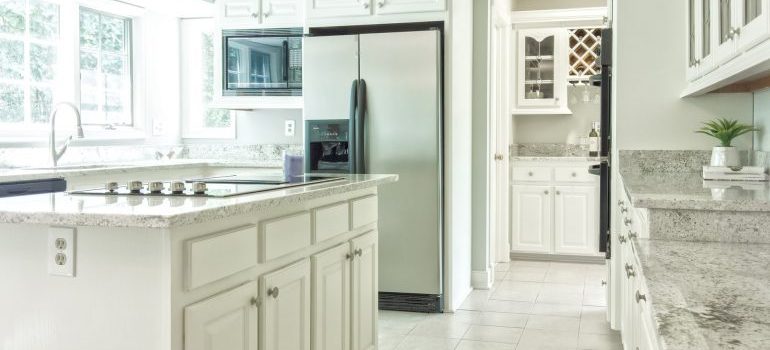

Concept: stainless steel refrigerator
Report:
left=304, top=28, right=444, bottom=312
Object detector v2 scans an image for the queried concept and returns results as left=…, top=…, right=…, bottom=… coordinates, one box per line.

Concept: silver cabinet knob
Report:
left=528, top=171, right=534, bottom=176
left=620, top=207, right=628, bottom=213
left=624, top=218, right=632, bottom=226
left=618, top=235, right=627, bottom=244
left=267, top=287, right=279, bottom=298
left=346, top=253, right=354, bottom=260
left=377, top=0, right=385, bottom=7
left=128, top=181, right=143, bottom=193
left=628, top=231, right=638, bottom=239
left=618, top=200, right=625, bottom=206
left=571, top=172, right=577, bottom=177
left=170, top=181, right=186, bottom=194
left=192, top=182, right=207, bottom=195
left=250, top=297, right=259, bottom=307
left=635, top=290, right=647, bottom=303
left=601, top=280, right=607, bottom=286
left=148, top=181, right=164, bottom=193
left=363, top=1, right=370, bottom=8
left=544, top=190, right=549, bottom=195
left=556, top=191, right=561, bottom=195
left=105, top=182, right=119, bottom=192
left=251, top=12, right=259, bottom=18
left=354, top=248, right=363, bottom=257
left=626, top=266, right=635, bottom=278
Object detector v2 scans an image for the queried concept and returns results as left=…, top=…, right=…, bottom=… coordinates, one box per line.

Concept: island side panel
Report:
left=0, top=224, right=171, bottom=350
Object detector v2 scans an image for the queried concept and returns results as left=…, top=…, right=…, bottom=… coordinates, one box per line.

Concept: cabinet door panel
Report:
left=374, top=0, right=445, bottom=14
left=219, top=0, right=261, bottom=26
left=185, top=281, right=259, bottom=350
left=307, top=0, right=372, bottom=18
left=262, top=0, right=304, bottom=25
left=713, top=0, right=740, bottom=63
left=736, top=0, right=770, bottom=50
left=312, top=243, right=351, bottom=350
left=351, top=231, right=378, bottom=350
left=554, top=186, right=598, bottom=255
left=511, top=185, right=552, bottom=253
left=260, top=260, right=311, bottom=350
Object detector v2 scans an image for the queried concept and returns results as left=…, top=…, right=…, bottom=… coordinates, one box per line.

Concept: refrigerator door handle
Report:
left=349, top=79, right=359, bottom=174
left=356, top=79, right=367, bottom=173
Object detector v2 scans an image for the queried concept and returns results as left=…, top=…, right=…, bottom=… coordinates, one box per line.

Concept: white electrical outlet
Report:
left=285, top=120, right=295, bottom=137
left=48, top=227, right=76, bottom=277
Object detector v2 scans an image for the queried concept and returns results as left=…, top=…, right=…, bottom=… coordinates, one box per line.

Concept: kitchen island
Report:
left=0, top=174, right=397, bottom=350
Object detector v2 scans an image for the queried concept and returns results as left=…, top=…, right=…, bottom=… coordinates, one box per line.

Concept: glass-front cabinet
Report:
left=686, top=0, right=770, bottom=83
left=514, top=28, right=569, bottom=115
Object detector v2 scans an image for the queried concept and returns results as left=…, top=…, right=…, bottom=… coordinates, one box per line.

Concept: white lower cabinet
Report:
left=511, top=185, right=552, bottom=253
left=184, top=281, right=260, bottom=350
left=260, top=259, right=311, bottom=350
left=311, top=243, right=351, bottom=350
left=511, top=162, right=600, bottom=256
left=350, top=231, right=378, bottom=350
left=554, top=185, right=597, bottom=255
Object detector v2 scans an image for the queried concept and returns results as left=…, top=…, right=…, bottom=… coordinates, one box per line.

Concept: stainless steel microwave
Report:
left=221, top=28, right=303, bottom=96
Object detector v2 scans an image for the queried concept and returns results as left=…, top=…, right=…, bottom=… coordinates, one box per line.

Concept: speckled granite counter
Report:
left=511, top=156, right=605, bottom=162
left=633, top=237, right=770, bottom=350
left=621, top=172, right=770, bottom=212
left=0, top=174, right=397, bottom=228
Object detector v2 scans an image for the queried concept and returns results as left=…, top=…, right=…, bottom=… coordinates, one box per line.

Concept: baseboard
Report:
left=509, top=252, right=606, bottom=264
left=471, top=269, right=493, bottom=289
left=379, top=292, right=443, bottom=313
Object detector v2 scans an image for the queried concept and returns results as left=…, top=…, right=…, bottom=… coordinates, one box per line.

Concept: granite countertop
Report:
left=0, top=159, right=281, bottom=182
left=0, top=174, right=398, bottom=228
left=621, top=171, right=770, bottom=212
left=511, top=156, right=606, bottom=162
left=633, top=238, right=770, bottom=350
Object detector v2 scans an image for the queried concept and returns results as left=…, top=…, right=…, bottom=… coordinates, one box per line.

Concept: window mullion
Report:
left=23, top=0, right=31, bottom=126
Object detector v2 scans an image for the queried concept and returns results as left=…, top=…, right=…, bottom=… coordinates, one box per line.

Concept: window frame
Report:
left=0, top=0, right=146, bottom=141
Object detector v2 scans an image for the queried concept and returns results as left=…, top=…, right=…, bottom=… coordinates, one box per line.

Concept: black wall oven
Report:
left=222, top=28, right=303, bottom=96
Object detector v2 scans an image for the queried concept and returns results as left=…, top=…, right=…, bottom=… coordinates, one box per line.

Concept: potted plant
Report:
left=695, top=118, right=759, bottom=167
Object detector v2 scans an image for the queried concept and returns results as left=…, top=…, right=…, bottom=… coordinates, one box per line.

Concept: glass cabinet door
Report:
left=736, top=0, right=770, bottom=50
left=514, top=28, right=568, bottom=114
left=712, top=0, right=740, bottom=63
left=523, top=34, right=555, bottom=101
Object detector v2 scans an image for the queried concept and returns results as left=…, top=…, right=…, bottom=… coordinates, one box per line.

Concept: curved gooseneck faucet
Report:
left=50, top=102, right=84, bottom=167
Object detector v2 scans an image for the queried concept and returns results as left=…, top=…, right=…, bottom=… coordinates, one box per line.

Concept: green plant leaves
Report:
left=695, top=118, right=759, bottom=147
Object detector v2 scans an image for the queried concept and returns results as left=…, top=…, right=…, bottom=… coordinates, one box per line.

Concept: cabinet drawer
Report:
left=313, top=202, right=350, bottom=243
left=351, top=195, right=378, bottom=229
left=554, top=166, right=596, bottom=183
left=512, top=167, right=552, bottom=182
left=186, top=225, right=258, bottom=290
left=260, top=212, right=312, bottom=263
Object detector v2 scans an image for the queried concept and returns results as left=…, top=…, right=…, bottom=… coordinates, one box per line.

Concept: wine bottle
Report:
left=588, top=122, right=600, bottom=157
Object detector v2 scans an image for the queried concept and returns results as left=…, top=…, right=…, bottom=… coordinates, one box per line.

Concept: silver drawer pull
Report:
left=267, top=287, right=279, bottom=299
left=635, top=291, right=647, bottom=303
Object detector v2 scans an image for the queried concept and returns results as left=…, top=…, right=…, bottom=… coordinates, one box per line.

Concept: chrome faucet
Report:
left=50, top=102, right=84, bottom=167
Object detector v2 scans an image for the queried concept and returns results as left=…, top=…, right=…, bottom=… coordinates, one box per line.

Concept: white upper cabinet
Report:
left=373, top=0, right=446, bottom=14
left=513, top=28, right=569, bottom=115
left=219, top=0, right=303, bottom=27
left=262, top=0, right=305, bottom=25
left=683, top=0, right=770, bottom=95
left=307, top=0, right=373, bottom=19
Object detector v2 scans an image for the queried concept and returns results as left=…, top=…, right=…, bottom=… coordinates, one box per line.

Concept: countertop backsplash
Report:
left=0, top=144, right=303, bottom=169
left=512, top=143, right=589, bottom=158
left=618, top=149, right=761, bottom=173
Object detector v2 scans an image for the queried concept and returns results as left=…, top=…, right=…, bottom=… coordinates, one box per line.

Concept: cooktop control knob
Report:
left=170, top=181, right=186, bottom=194
left=105, top=182, right=119, bottom=192
left=192, top=182, right=207, bottom=195
left=128, top=181, right=143, bottom=193
left=148, top=181, right=164, bottom=193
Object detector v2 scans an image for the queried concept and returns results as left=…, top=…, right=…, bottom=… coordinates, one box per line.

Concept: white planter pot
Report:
left=710, top=146, right=740, bottom=167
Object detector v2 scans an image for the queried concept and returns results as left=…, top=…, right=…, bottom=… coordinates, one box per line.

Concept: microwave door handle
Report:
left=283, top=40, right=289, bottom=83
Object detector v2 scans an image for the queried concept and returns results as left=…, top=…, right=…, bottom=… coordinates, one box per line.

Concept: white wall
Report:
left=443, top=0, right=474, bottom=311
left=615, top=0, right=753, bottom=150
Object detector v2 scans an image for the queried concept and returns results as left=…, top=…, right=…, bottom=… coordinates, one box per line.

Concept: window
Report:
left=181, top=18, right=234, bottom=138
left=0, top=1, right=136, bottom=136
left=79, top=7, right=132, bottom=126
left=0, top=0, right=60, bottom=126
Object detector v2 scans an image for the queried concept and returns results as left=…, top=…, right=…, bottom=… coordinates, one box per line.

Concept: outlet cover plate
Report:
left=48, top=227, right=76, bottom=277
left=285, top=120, right=295, bottom=137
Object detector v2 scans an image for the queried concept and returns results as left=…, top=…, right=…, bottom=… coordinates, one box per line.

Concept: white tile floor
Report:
left=378, top=260, right=622, bottom=350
